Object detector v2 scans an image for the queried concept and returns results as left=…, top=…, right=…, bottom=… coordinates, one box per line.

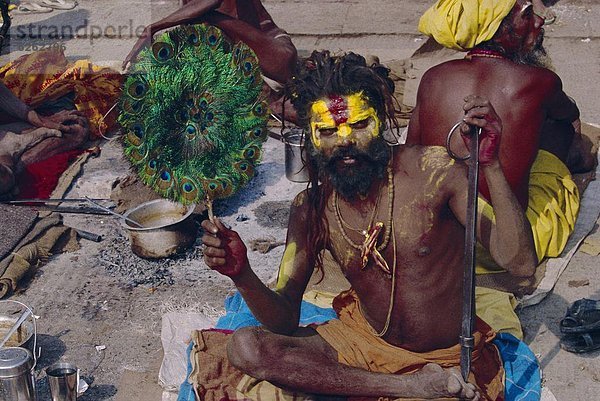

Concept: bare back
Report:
left=407, top=58, right=575, bottom=207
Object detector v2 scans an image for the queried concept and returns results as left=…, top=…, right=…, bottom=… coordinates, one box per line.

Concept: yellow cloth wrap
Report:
left=0, top=49, right=123, bottom=138
left=474, top=150, right=579, bottom=339
left=418, top=0, right=517, bottom=51
left=475, top=287, right=523, bottom=339
left=476, top=149, right=580, bottom=275
left=526, top=150, right=580, bottom=259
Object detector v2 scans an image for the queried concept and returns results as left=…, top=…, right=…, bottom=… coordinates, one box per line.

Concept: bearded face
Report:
left=503, top=0, right=551, bottom=68
left=511, top=28, right=551, bottom=68
left=307, top=92, right=390, bottom=200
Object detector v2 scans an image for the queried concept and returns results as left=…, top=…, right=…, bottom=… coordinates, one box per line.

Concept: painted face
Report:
left=309, top=92, right=381, bottom=152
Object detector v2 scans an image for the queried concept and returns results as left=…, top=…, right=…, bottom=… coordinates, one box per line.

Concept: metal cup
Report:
left=283, top=129, right=309, bottom=183
left=46, top=363, right=77, bottom=401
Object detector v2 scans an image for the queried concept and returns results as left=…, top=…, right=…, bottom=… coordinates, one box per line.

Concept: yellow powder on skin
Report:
left=292, top=191, right=307, bottom=207
left=275, top=242, right=297, bottom=290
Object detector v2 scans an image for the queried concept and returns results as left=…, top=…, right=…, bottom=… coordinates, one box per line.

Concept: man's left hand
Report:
left=28, top=110, right=86, bottom=133
left=460, top=95, right=502, bottom=166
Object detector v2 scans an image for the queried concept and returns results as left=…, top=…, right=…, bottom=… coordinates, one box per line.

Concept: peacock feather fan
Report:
left=118, top=23, right=268, bottom=205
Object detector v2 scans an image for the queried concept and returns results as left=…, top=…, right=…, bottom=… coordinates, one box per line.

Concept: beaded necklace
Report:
left=465, top=49, right=506, bottom=60
left=333, top=165, right=394, bottom=274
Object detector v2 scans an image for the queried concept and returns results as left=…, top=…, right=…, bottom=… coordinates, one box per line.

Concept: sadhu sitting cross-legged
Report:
left=196, top=51, right=537, bottom=401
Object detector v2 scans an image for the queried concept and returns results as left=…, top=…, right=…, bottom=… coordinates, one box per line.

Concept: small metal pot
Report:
left=282, top=129, right=309, bottom=183
left=122, top=199, right=196, bottom=259
left=0, top=347, right=36, bottom=401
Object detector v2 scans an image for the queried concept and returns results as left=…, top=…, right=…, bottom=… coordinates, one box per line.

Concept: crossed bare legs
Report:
left=227, top=326, right=481, bottom=400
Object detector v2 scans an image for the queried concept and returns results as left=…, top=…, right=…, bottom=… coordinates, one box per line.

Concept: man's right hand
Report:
left=201, top=217, right=250, bottom=278
left=460, top=95, right=502, bottom=166
left=123, top=27, right=153, bottom=70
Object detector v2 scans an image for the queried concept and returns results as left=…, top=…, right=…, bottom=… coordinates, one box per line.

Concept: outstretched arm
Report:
left=201, top=191, right=315, bottom=334
left=450, top=96, right=537, bottom=277
left=203, top=13, right=297, bottom=83
left=123, top=0, right=222, bottom=69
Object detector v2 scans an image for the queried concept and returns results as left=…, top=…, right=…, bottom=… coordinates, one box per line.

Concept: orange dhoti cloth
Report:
left=315, top=289, right=505, bottom=401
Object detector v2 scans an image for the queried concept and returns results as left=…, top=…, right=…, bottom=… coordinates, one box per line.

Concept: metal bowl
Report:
left=0, top=315, right=34, bottom=352
left=122, top=199, right=197, bottom=259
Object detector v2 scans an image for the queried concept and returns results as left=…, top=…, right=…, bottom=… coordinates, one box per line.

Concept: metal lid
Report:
left=0, top=347, right=33, bottom=377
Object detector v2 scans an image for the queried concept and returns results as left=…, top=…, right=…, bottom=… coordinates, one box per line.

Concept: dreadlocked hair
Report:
left=283, top=50, right=399, bottom=278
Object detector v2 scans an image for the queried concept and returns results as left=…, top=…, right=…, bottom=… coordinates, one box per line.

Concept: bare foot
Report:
left=416, top=363, right=481, bottom=400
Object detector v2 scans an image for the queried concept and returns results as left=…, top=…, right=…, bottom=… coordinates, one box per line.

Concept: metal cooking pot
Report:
left=0, top=301, right=38, bottom=401
left=122, top=199, right=196, bottom=259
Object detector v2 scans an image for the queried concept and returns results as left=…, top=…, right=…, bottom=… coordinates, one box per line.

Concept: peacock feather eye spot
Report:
left=186, top=98, right=194, bottom=108
left=135, top=83, right=145, bottom=96
left=208, top=35, right=217, bottom=45
left=127, top=80, right=148, bottom=99
left=160, top=170, right=171, bottom=181
left=199, top=99, right=208, bottom=109
left=188, top=33, right=199, bottom=45
left=253, top=103, right=265, bottom=116
left=159, top=48, right=169, bottom=59
left=152, top=42, right=174, bottom=62
left=149, top=160, right=157, bottom=169
left=183, top=182, right=194, bottom=192
left=244, top=61, right=252, bottom=72
left=133, top=124, right=144, bottom=138
left=186, top=124, right=196, bottom=135
left=208, top=182, right=218, bottom=190
left=205, top=111, right=214, bottom=121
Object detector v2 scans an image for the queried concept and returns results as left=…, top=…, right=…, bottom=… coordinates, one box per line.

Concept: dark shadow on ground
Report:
left=35, top=333, right=68, bottom=371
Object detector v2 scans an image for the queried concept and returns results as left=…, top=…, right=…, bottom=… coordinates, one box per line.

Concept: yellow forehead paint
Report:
left=275, top=242, right=297, bottom=290
left=309, top=92, right=381, bottom=149
left=309, top=100, right=333, bottom=148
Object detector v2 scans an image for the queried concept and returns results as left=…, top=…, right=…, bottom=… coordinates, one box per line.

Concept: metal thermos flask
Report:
left=0, top=347, right=36, bottom=401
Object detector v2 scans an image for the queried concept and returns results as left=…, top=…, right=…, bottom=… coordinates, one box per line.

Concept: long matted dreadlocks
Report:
left=284, top=50, right=399, bottom=275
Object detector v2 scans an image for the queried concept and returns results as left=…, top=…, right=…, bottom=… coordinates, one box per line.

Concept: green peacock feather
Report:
left=118, top=23, right=268, bottom=205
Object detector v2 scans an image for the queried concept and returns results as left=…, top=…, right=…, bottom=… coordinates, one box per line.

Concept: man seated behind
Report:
left=200, top=51, right=536, bottom=400
left=0, top=81, right=88, bottom=198
left=408, top=0, right=595, bottom=337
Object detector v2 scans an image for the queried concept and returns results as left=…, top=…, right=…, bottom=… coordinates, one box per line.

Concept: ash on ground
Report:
left=95, top=231, right=204, bottom=289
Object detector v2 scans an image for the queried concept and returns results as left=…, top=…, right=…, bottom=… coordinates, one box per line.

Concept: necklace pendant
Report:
left=360, top=222, right=384, bottom=270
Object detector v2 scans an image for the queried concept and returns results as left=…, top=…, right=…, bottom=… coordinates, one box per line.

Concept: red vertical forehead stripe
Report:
left=326, top=95, right=348, bottom=125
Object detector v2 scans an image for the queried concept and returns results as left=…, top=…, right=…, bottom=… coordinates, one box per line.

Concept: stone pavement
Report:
left=0, top=1, right=599, bottom=400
